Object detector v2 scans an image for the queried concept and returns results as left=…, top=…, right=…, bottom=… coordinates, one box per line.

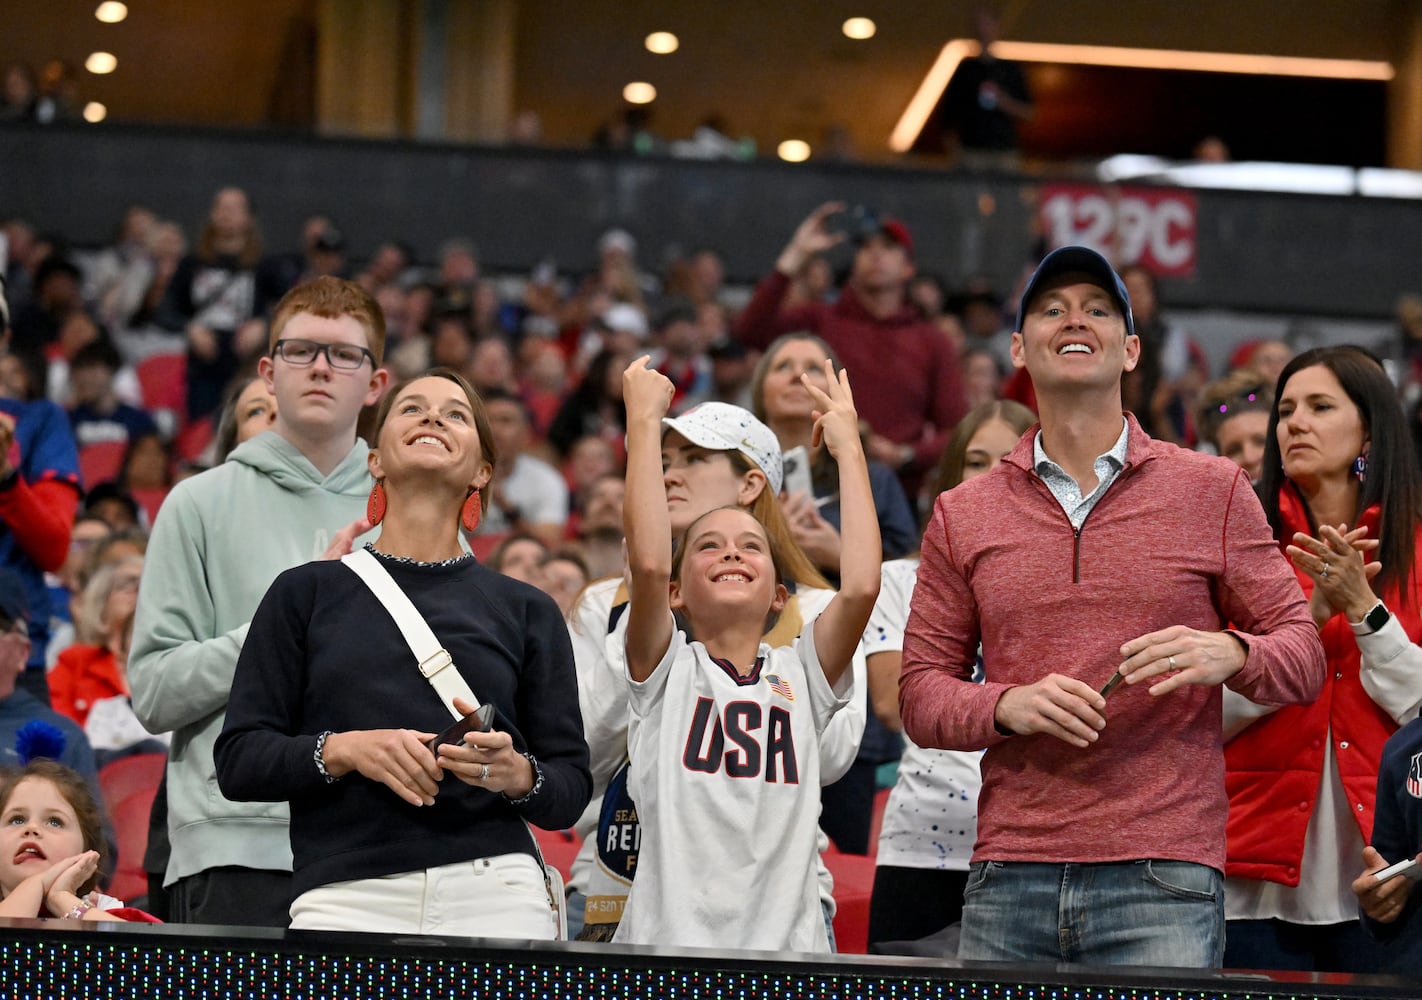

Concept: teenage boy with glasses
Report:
left=129, top=276, right=388, bottom=926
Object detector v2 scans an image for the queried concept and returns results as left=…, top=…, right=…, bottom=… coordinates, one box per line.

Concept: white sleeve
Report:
left=1355, top=615, right=1422, bottom=725
left=625, top=622, right=682, bottom=720
left=568, top=581, right=630, bottom=794
left=795, top=618, right=854, bottom=736
left=867, top=559, right=918, bottom=656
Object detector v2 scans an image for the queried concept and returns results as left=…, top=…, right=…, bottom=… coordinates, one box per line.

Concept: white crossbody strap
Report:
left=341, top=548, right=476, bottom=718
left=340, top=547, right=567, bottom=938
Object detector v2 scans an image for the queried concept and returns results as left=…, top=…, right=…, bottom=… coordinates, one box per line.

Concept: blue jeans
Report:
left=957, top=860, right=1224, bottom=968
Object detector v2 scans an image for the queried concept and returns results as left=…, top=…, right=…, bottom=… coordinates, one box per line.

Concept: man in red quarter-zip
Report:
left=899, top=246, right=1324, bottom=969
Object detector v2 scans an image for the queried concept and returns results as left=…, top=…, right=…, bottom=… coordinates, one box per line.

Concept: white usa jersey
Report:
left=615, top=623, right=852, bottom=953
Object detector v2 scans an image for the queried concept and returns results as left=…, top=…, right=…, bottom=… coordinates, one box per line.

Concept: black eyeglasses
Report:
left=273, top=339, right=375, bottom=371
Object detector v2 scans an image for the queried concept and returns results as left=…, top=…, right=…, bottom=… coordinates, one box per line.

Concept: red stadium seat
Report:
left=135, top=353, right=187, bottom=414
left=78, top=441, right=128, bottom=489
left=96, top=752, right=166, bottom=903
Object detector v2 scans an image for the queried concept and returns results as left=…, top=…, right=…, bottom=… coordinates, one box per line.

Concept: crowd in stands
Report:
left=1, top=184, right=1421, bottom=973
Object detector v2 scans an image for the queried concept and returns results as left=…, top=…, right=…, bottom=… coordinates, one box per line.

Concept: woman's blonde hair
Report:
left=74, top=555, right=143, bottom=646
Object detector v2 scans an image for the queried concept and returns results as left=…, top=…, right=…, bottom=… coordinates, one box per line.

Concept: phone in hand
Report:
left=426, top=703, right=495, bottom=754
left=1372, top=857, right=1422, bottom=884
left=782, top=445, right=813, bottom=499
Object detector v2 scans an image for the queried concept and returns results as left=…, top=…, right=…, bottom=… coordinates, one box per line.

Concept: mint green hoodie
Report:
left=129, top=432, right=373, bottom=887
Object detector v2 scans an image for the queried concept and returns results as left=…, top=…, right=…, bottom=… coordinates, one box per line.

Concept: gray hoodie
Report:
left=129, top=431, right=373, bottom=886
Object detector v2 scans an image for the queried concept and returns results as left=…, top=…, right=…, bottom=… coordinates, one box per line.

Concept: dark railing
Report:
left=4, top=121, right=1421, bottom=320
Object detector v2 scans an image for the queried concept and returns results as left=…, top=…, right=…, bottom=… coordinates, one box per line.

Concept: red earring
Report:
left=461, top=489, right=482, bottom=533
left=367, top=481, right=387, bottom=526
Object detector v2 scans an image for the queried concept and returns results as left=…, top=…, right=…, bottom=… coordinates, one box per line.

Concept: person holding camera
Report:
left=733, top=202, right=966, bottom=500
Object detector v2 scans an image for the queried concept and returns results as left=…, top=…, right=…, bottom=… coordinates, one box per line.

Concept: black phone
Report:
left=426, top=703, right=495, bottom=753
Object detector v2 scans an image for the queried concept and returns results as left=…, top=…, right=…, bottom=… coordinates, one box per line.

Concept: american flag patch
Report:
left=766, top=674, right=794, bottom=701
left=1408, top=751, right=1422, bottom=799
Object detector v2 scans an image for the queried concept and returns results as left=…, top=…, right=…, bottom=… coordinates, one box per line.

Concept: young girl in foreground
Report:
left=0, top=759, right=156, bottom=921
left=614, top=356, right=879, bottom=952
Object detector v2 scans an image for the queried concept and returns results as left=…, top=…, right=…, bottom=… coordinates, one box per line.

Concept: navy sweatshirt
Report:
left=215, top=547, right=591, bottom=897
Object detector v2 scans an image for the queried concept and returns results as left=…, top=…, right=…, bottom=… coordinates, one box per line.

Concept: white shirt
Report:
left=615, top=625, right=851, bottom=953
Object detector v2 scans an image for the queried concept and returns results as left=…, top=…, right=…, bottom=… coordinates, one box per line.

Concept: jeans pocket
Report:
left=1140, top=860, right=1219, bottom=902
left=963, top=860, right=1000, bottom=896
left=487, top=853, right=549, bottom=900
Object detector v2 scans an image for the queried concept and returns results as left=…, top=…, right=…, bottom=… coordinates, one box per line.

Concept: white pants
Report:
left=289, top=854, right=556, bottom=939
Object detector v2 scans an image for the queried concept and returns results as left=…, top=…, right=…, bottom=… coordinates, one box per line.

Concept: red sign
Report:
left=1039, top=183, right=1198, bottom=277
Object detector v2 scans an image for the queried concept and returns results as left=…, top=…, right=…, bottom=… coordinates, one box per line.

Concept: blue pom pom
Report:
left=15, top=720, right=66, bottom=764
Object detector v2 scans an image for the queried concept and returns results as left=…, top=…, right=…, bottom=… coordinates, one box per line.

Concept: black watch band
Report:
left=1364, top=602, right=1391, bottom=633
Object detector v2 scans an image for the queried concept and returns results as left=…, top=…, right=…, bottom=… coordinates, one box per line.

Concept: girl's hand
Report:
left=437, top=698, right=535, bottom=797
left=1286, top=524, right=1380, bottom=627
left=803, top=361, right=862, bottom=461
left=622, top=355, right=675, bottom=425
left=42, top=851, right=100, bottom=914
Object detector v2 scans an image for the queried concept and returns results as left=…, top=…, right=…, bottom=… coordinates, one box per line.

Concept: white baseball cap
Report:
left=661, top=401, right=783, bottom=494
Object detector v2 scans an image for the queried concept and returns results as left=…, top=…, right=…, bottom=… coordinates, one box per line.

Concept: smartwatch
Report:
left=1352, top=601, right=1391, bottom=634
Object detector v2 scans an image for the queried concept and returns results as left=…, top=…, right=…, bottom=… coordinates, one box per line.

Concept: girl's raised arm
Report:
left=804, top=362, right=880, bottom=684
left=622, top=356, right=677, bottom=682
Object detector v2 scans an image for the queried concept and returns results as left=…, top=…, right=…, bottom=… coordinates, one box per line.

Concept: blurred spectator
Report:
left=85, top=206, right=157, bottom=332
left=1120, top=263, right=1207, bottom=445
left=0, top=278, right=80, bottom=702
left=781, top=253, right=834, bottom=312
left=518, top=339, right=570, bottom=437
left=0, top=568, right=103, bottom=797
left=735, top=203, right=966, bottom=498
left=1230, top=338, right=1293, bottom=390
left=487, top=533, right=549, bottom=586
left=940, top=7, right=1034, bottom=171
left=648, top=298, right=712, bottom=414
left=574, top=473, right=625, bottom=581
left=910, top=273, right=968, bottom=352
left=156, top=187, right=263, bottom=420
left=81, top=483, right=142, bottom=534
left=541, top=549, right=589, bottom=617
left=954, top=285, right=1011, bottom=370
left=118, top=433, right=174, bottom=525
left=10, top=255, right=85, bottom=384
left=0, top=62, right=37, bottom=122
left=707, top=335, right=755, bottom=409
left=65, top=340, right=157, bottom=450
left=961, top=345, right=1005, bottom=410
left=508, top=109, right=544, bottom=145
left=31, top=59, right=80, bottom=125
left=1194, top=369, right=1272, bottom=482
left=119, top=220, right=188, bottom=344
left=49, top=556, right=146, bottom=739
left=592, top=104, right=661, bottom=155
left=477, top=390, right=570, bottom=548
left=430, top=312, right=475, bottom=372
left=548, top=346, right=630, bottom=459
left=434, top=238, right=480, bottom=301
left=355, top=240, right=412, bottom=293
left=1194, top=135, right=1232, bottom=163
left=258, top=215, right=349, bottom=303
left=467, top=335, right=517, bottom=397
left=2, top=219, right=43, bottom=315
left=212, top=375, right=277, bottom=465
left=564, top=434, right=617, bottom=521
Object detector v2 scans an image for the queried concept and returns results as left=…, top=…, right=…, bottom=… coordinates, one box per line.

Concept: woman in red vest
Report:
left=1225, top=345, right=1422, bottom=972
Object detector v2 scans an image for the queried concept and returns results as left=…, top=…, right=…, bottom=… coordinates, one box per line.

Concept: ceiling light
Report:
left=842, top=17, right=876, bottom=41
left=645, top=32, right=679, bottom=55
left=891, top=40, right=1395, bottom=153
left=83, top=102, right=107, bottom=123
left=95, top=2, right=128, bottom=22
left=623, top=81, right=657, bottom=105
left=85, top=51, right=118, bottom=75
left=777, top=140, right=811, bottom=163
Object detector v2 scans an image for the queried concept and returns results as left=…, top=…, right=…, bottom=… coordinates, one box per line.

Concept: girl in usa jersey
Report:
left=614, top=356, right=880, bottom=953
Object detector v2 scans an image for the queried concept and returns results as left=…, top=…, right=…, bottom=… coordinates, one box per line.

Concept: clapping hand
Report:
left=1286, top=524, right=1381, bottom=629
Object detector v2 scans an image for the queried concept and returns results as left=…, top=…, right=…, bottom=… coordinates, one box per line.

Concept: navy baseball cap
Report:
left=1015, top=246, right=1134, bottom=337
